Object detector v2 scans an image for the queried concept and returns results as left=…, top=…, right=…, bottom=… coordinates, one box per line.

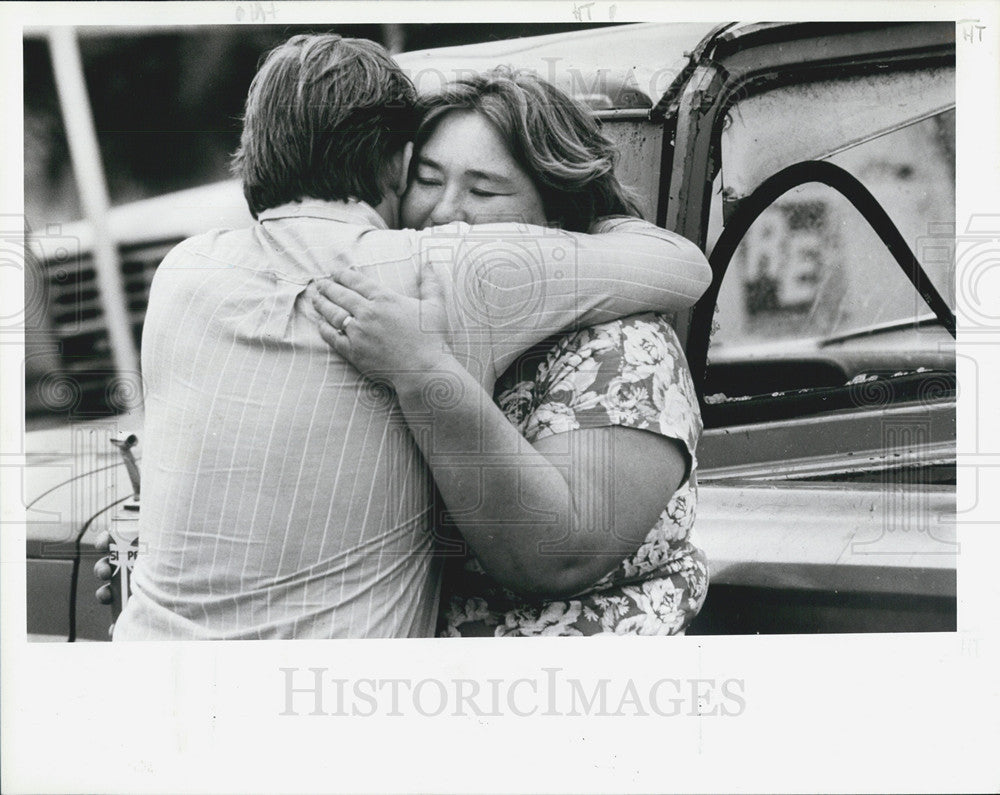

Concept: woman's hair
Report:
left=232, top=34, right=420, bottom=218
left=413, top=67, right=643, bottom=232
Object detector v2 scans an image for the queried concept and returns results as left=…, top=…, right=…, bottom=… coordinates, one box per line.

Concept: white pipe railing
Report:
left=48, top=26, right=140, bottom=406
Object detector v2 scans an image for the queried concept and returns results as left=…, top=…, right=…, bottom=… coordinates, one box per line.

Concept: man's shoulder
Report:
left=146, top=228, right=261, bottom=309
left=159, top=226, right=257, bottom=267
left=155, top=221, right=425, bottom=285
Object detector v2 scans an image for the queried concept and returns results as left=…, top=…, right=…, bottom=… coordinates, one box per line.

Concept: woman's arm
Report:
left=401, top=368, right=687, bottom=598
left=313, top=269, right=686, bottom=598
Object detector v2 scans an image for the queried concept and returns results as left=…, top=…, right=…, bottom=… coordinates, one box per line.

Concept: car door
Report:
left=657, top=22, right=957, bottom=632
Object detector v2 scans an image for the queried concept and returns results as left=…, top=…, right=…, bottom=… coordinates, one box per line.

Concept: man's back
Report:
left=116, top=202, right=442, bottom=639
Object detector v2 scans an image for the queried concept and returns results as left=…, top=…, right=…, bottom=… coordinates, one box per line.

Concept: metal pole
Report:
left=48, top=27, right=140, bottom=406
left=380, top=24, right=405, bottom=55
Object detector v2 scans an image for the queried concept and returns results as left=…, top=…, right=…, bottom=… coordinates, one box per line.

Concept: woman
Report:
left=316, top=69, right=707, bottom=636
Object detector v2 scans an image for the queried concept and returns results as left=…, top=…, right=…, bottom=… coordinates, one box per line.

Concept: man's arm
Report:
left=411, top=217, right=711, bottom=379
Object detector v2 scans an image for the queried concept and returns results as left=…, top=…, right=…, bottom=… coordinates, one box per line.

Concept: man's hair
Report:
left=232, top=34, right=420, bottom=218
left=414, top=67, right=643, bottom=232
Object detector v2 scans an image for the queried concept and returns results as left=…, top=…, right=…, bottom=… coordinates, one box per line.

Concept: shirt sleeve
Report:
left=410, top=218, right=712, bottom=381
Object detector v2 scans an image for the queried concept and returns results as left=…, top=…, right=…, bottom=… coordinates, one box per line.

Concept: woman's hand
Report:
left=312, top=266, right=453, bottom=388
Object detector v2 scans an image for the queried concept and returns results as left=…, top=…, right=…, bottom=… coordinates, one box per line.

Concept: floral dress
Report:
left=436, top=312, right=709, bottom=637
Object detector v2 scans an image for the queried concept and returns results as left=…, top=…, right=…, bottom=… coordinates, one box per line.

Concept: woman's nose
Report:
left=428, top=189, right=469, bottom=225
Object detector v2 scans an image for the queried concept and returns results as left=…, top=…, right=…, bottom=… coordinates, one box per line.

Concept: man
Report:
left=105, top=33, right=710, bottom=639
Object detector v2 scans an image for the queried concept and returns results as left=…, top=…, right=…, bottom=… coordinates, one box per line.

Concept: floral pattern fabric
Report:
left=437, top=312, right=709, bottom=637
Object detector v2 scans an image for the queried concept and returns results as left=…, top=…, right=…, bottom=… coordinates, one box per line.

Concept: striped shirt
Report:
left=114, top=199, right=710, bottom=640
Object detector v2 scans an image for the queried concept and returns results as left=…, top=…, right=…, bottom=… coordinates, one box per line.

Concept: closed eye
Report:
left=470, top=188, right=511, bottom=198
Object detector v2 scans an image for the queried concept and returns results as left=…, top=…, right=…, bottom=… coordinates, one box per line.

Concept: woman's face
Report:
left=400, top=110, right=547, bottom=230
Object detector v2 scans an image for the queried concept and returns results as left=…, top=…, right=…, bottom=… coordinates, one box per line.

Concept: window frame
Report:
left=657, top=22, right=957, bottom=483
left=658, top=21, right=955, bottom=355
left=690, top=159, right=956, bottom=428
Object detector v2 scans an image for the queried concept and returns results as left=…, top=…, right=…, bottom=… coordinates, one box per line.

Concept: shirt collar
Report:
left=258, top=198, right=389, bottom=230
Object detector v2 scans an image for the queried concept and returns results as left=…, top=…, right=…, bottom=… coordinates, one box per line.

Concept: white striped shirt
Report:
left=114, top=199, right=710, bottom=640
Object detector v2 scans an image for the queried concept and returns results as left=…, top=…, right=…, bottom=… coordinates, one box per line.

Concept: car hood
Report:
left=34, top=179, right=253, bottom=256
left=395, top=22, right=718, bottom=107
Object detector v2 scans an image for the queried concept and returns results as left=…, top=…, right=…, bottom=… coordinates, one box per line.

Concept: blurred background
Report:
left=22, top=23, right=617, bottom=425
left=25, top=24, right=616, bottom=228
